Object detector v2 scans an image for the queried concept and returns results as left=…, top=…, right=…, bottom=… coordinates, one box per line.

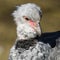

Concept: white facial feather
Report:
left=12, top=3, right=42, bottom=40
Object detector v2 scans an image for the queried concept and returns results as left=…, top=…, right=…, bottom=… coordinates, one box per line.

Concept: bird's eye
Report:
left=25, top=17, right=30, bottom=21
left=23, top=16, right=30, bottom=21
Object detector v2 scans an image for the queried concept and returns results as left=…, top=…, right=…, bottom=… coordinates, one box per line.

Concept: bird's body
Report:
left=8, top=39, right=51, bottom=60
left=8, top=3, right=60, bottom=60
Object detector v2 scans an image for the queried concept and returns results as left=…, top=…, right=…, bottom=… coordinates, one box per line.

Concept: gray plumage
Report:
left=8, top=41, right=51, bottom=60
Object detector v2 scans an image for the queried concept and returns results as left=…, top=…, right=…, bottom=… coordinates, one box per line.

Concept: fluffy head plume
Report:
left=12, top=3, right=42, bottom=24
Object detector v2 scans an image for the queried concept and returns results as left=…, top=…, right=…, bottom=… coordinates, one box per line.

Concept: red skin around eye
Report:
left=28, top=20, right=36, bottom=27
left=23, top=16, right=36, bottom=27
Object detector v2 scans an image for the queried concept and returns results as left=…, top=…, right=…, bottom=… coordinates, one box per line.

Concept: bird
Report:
left=8, top=3, right=60, bottom=60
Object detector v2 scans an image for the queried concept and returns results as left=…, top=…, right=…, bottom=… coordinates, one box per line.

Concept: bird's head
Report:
left=12, top=3, right=42, bottom=40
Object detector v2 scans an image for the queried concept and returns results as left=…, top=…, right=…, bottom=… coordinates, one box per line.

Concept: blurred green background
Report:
left=0, top=0, right=60, bottom=60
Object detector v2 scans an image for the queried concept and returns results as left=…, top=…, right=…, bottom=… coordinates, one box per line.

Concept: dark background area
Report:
left=0, top=0, right=60, bottom=60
